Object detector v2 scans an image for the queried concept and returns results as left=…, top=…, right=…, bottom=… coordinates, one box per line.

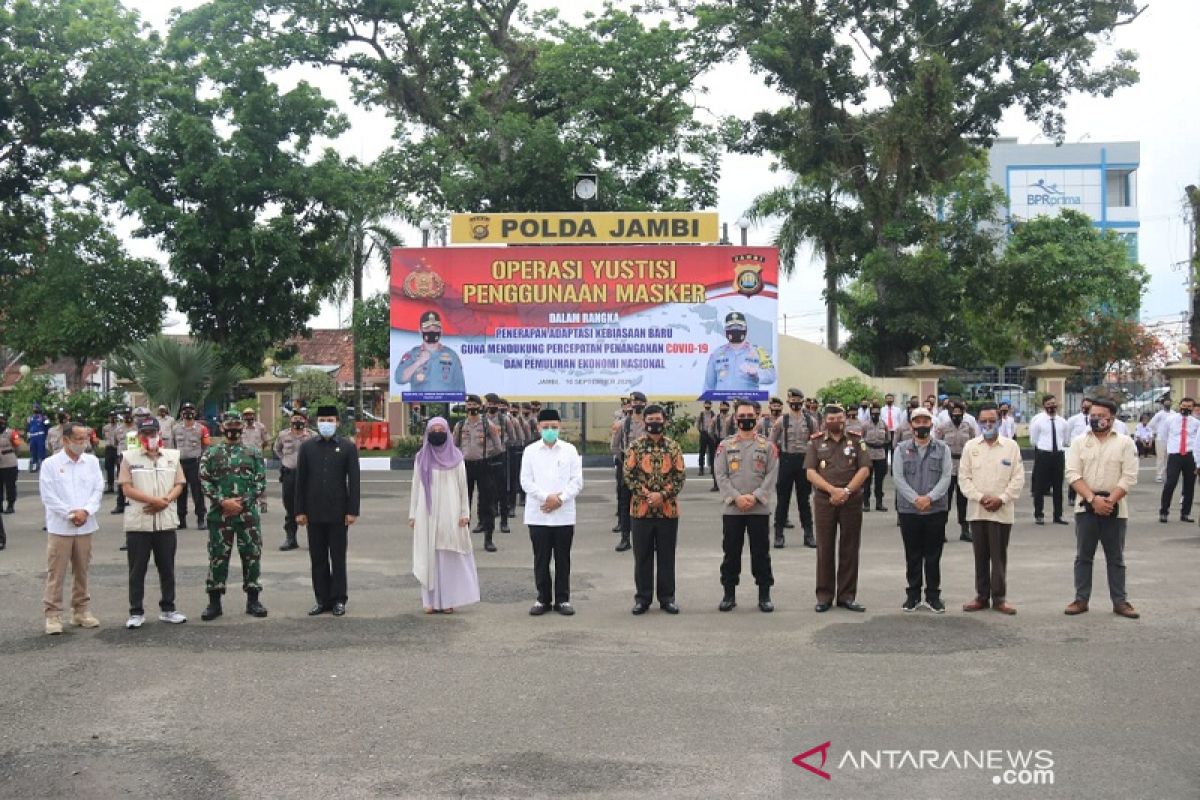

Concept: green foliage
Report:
left=352, top=292, right=391, bottom=371
left=286, top=369, right=338, bottom=410
left=59, top=390, right=127, bottom=434
left=0, top=375, right=57, bottom=430
left=815, top=377, right=879, bottom=409
left=109, top=335, right=244, bottom=414
left=4, top=208, right=167, bottom=388
left=658, top=402, right=695, bottom=444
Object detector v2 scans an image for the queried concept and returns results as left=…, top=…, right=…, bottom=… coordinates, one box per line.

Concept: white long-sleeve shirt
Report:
left=1149, top=409, right=1173, bottom=441
left=997, top=416, right=1017, bottom=440
left=881, top=403, right=903, bottom=432
left=1028, top=412, right=1069, bottom=452
left=1160, top=413, right=1200, bottom=458
left=38, top=450, right=104, bottom=535
left=520, top=439, right=584, bottom=526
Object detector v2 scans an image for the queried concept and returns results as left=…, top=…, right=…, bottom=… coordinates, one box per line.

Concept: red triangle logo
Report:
left=792, top=741, right=832, bottom=780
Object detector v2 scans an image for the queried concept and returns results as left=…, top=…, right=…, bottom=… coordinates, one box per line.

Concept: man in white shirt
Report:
left=880, top=393, right=902, bottom=465
left=1158, top=396, right=1200, bottom=524
left=38, top=422, right=105, bottom=635
left=1148, top=397, right=1174, bottom=482
left=997, top=403, right=1017, bottom=440
left=1028, top=394, right=1069, bottom=525
left=520, top=408, right=584, bottom=617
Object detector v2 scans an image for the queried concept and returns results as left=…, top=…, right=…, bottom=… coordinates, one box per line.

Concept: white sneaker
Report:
left=159, top=610, right=187, bottom=624
left=126, top=614, right=145, bottom=629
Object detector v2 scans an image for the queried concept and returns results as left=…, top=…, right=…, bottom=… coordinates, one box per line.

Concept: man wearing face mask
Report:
left=1158, top=396, right=1200, bottom=524
left=46, top=408, right=68, bottom=456
left=959, top=403, right=1025, bottom=615
left=610, top=391, right=647, bottom=551
left=482, top=394, right=513, bottom=533
left=1064, top=398, right=1140, bottom=618
left=881, top=393, right=900, bottom=465
left=759, top=397, right=783, bottom=439
left=623, top=404, right=686, bottom=615
left=896, top=398, right=923, bottom=445
left=806, top=405, right=872, bottom=613
left=0, top=413, right=23, bottom=515
left=169, top=402, right=210, bottom=530
left=1149, top=396, right=1173, bottom=483
left=117, top=418, right=188, bottom=629
left=1029, top=395, right=1069, bottom=525
left=708, top=401, right=734, bottom=491
left=715, top=401, right=779, bottom=612
left=769, top=388, right=817, bottom=548
left=395, top=310, right=466, bottom=393
left=702, top=312, right=777, bottom=394
left=102, top=411, right=121, bottom=494
left=1065, top=397, right=1095, bottom=507
left=199, top=411, right=268, bottom=621
left=934, top=399, right=978, bottom=541
left=504, top=399, right=529, bottom=512
left=273, top=409, right=313, bottom=551
left=294, top=406, right=361, bottom=616
left=860, top=403, right=889, bottom=513
left=997, top=403, right=1017, bottom=440
left=109, top=409, right=138, bottom=516
left=892, top=406, right=952, bottom=612
left=521, top=408, right=583, bottom=616
left=26, top=403, right=49, bottom=473
left=453, top=394, right=503, bottom=551
left=697, top=400, right=716, bottom=477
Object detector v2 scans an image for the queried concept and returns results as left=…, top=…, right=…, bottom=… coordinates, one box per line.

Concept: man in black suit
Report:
left=294, top=405, right=361, bottom=616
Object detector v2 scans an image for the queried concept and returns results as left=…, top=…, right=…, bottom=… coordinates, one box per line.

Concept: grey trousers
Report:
left=1074, top=512, right=1127, bottom=605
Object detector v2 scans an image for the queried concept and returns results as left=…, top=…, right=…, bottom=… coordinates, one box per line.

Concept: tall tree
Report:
left=5, top=208, right=167, bottom=389
left=712, top=0, right=1143, bottom=369
left=1060, top=313, right=1168, bottom=382
left=1187, top=183, right=1200, bottom=359
left=109, top=335, right=245, bottom=414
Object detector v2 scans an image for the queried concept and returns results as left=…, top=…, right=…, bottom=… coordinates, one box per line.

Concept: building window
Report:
left=1106, top=169, right=1135, bottom=208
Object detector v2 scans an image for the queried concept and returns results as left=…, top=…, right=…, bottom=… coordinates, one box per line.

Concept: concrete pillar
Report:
left=895, top=346, right=957, bottom=402
left=1025, top=346, right=1080, bottom=402
left=238, top=374, right=292, bottom=435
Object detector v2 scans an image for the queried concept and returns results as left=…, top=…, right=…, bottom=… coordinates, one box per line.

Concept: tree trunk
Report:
left=824, top=240, right=838, bottom=352
left=352, top=257, right=364, bottom=420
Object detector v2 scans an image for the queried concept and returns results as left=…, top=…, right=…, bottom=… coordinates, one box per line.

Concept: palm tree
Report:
left=109, top=335, right=244, bottom=414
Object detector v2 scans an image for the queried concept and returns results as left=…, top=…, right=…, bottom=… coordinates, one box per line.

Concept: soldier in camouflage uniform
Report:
left=199, top=411, right=268, bottom=621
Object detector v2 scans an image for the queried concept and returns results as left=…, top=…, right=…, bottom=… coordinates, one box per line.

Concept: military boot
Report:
left=718, top=588, right=736, bottom=612
left=615, top=532, right=631, bottom=552
left=758, top=586, right=774, bottom=613
left=803, top=525, right=816, bottom=548
left=773, top=529, right=786, bottom=549
left=484, top=531, right=497, bottom=552
left=200, top=591, right=223, bottom=621
left=245, top=589, right=268, bottom=618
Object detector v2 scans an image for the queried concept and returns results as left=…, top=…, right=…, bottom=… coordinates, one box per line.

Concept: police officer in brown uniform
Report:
left=708, top=400, right=734, bottom=491
left=806, top=404, right=872, bottom=612
left=934, top=398, right=978, bottom=542
left=102, top=411, right=121, bottom=494
left=696, top=400, right=716, bottom=476
left=273, top=409, right=313, bottom=551
left=770, top=387, right=818, bottom=549
left=169, top=401, right=210, bottom=530
left=610, top=391, right=647, bottom=551
left=714, top=400, right=780, bottom=613
left=860, top=402, right=889, bottom=512
left=454, top=394, right=503, bottom=551
left=0, top=414, right=20, bottom=514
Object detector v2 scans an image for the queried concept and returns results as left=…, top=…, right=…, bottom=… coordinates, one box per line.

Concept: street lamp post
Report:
left=736, top=217, right=750, bottom=247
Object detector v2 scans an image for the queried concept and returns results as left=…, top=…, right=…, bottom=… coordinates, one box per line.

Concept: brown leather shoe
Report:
left=1064, top=600, right=1089, bottom=615
left=993, top=601, right=1017, bottom=615
left=1113, top=602, right=1140, bottom=619
left=962, top=598, right=989, bottom=612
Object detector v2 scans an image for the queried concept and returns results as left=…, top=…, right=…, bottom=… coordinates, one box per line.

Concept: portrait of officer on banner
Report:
left=702, top=311, right=776, bottom=397
left=395, top=310, right=466, bottom=394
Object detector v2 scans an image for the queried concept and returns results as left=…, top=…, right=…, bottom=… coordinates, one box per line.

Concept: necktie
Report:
left=1050, top=417, right=1057, bottom=452
left=887, top=407, right=893, bottom=429
left=1181, top=420, right=1188, bottom=455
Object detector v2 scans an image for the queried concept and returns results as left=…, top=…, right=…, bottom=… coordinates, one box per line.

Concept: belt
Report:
left=181, top=457, right=199, bottom=463
left=951, top=454, right=961, bottom=460
left=280, top=466, right=294, bottom=475
left=781, top=451, right=806, bottom=458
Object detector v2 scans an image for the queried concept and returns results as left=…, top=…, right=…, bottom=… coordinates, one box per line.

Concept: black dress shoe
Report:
left=718, top=593, right=736, bottom=612
left=615, top=537, right=631, bottom=552
left=308, top=604, right=329, bottom=616
left=660, top=602, right=680, bottom=615
left=196, top=522, right=206, bottom=530
left=814, top=602, right=832, bottom=613
left=862, top=505, right=871, bottom=513
left=837, top=600, right=866, bottom=612
left=110, top=507, right=123, bottom=514
left=709, top=485, right=719, bottom=492
left=758, top=596, right=774, bottom=613
left=529, top=602, right=547, bottom=616
left=804, top=537, right=817, bottom=549
left=500, top=523, right=511, bottom=533
left=472, top=523, right=486, bottom=533
left=876, top=503, right=887, bottom=512
left=631, top=602, right=649, bottom=615
left=1182, top=516, right=1195, bottom=523
left=1035, top=517, right=1046, bottom=526
left=611, top=524, right=621, bottom=532
left=484, top=538, right=497, bottom=552
left=279, top=540, right=299, bottom=551
left=1159, top=513, right=1169, bottom=523
left=331, top=602, right=346, bottom=616
left=554, top=602, right=575, bottom=616
left=1052, top=518, right=1069, bottom=525
left=783, top=520, right=794, bottom=529
left=773, top=532, right=785, bottom=549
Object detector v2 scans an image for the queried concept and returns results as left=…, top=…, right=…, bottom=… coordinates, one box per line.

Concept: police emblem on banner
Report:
left=469, top=215, right=491, bottom=241
left=402, top=261, right=446, bottom=300
left=732, top=253, right=766, bottom=297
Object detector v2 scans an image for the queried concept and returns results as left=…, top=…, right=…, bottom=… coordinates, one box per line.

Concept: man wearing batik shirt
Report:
left=623, top=404, right=686, bottom=615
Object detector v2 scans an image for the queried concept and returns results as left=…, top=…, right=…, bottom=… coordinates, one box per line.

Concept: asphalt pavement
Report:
left=0, top=461, right=1197, bottom=799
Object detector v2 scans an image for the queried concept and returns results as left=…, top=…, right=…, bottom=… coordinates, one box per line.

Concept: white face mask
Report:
left=66, top=442, right=87, bottom=456
left=317, top=421, right=337, bottom=438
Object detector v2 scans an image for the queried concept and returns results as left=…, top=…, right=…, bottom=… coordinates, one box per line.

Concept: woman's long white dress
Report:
left=410, top=463, right=480, bottom=610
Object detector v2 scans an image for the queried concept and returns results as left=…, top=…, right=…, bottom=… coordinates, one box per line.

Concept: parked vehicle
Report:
left=1118, top=386, right=1169, bottom=421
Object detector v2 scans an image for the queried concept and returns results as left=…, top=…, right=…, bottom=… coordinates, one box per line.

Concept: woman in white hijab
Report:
left=409, top=417, right=479, bottom=613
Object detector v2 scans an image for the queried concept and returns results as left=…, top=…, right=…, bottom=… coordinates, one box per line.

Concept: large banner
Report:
left=390, top=245, right=778, bottom=402
left=449, top=211, right=719, bottom=244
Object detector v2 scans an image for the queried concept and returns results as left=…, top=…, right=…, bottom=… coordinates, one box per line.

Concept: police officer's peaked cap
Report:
left=242, top=406, right=256, bottom=415
left=724, top=311, right=748, bottom=330
left=138, top=417, right=160, bottom=432
left=180, top=401, right=196, bottom=411
left=787, top=387, right=804, bottom=399
left=629, top=391, right=647, bottom=402
left=419, top=310, right=443, bottom=330
left=823, top=404, right=846, bottom=415
left=909, top=407, right=933, bottom=421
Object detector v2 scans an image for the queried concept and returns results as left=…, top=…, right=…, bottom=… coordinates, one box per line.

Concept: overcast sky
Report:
left=125, top=1, right=1200, bottom=349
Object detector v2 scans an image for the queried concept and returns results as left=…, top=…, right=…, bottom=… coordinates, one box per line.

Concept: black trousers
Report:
left=774, top=453, right=813, bottom=531
left=507, top=447, right=525, bottom=504
left=529, top=524, right=573, bottom=605
left=307, top=522, right=348, bottom=606
left=465, top=459, right=495, bottom=532
left=1032, top=450, right=1064, bottom=520
left=126, top=529, right=177, bottom=614
left=616, top=458, right=632, bottom=535
left=0, top=511, right=5, bottom=547
left=1160, top=452, right=1196, bottom=516
left=947, top=475, right=969, bottom=525
left=177, top=458, right=206, bottom=522
left=720, top=514, right=773, bottom=588
left=489, top=457, right=509, bottom=523
left=698, top=432, right=716, bottom=473
left=104, top=448, right=118, bottom=488
left=280, top=468, right=298, bottom=538
left=899, top=512, right=945, bottom=601
left=0, top=465, right=16, bottom=508
left=631, top=517, right=678, bottom=605
left=863, top=458, right=887, bottom=507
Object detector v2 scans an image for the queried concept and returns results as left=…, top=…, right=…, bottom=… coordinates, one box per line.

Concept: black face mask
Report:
left=427, top=431, right=448, bottom=446
left=1089, top=418, right=1110, bottom=433
left=913, top=426, right=932, bottom=439
left=771, top=408, right=782, bottom=417
left=422, top=332, right=441, bottom=344
left=726, top=330, right=746, bottom=344
left=182, top=412, right=194, bottom=420
left=737, top=418, right=757, bottom=431
left=869, top=413, right=879, bottom=421
left=486, top=406, right=498, bottom=414
left=225, top=429, right=242, bottom=441
left=788, top=402, right=802, bottom=410
left=467, top=407, right=480, bottom=416
left=1183, top=408, right=1193, bottom=417
left=645, top=421, right=665, bottom=435
left=950, top=414, right=964, bottom=425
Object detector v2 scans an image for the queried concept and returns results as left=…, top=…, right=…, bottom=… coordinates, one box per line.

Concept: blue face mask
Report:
left=317, top=421, right=337, bottom=438
left=980, top=421, right=999, bottom=440
left=540, top=428, right=559, bottom=444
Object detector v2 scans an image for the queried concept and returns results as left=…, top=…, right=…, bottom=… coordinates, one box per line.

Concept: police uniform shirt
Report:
left=156, top=414, right=176, bottom=441
left=455, top=416, right=502, bottom=461
left=934, top=420, right=975, bottom=476
left=273, top=429, right=312, bottom=470
left=171, top=422, right=209, bottom=459
left=709, top=412, right=734, bottom=440
left=714, top=433, right=779, bottom=515
left=102, top=422, right=122, bottom=449
left=396, top=343, right=465, bottom=392
left=611, top=415, right=647, bottom=454
left=702, top=343, right=777, bottom=392
left=240, top=421, right=269, bottom=453
left=769, top=410, right=814, bottom=455
left=804, top=432, right=872, bottom=493
left=698, top=409, right=715, bottom=437
left=860, top=417, right=889, bottom=460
